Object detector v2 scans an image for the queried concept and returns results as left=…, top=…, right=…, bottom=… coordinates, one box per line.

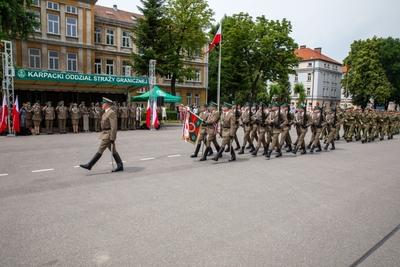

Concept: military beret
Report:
left=209, top=102, right=217, bottom=108
left=268, top=104, right=273, bottom=108
left=231, top=101, right=237, bottom=105
left=252, top=103, right=257, bottom=107
left=27, top=102, right=31, bottom=105
left=329, top=107, right=335, bottom=112
left=272, top=103, right=279, bottom=107
left=297, top=105, right=305, bottom=109
left=283, top=103, right=289, bottom=108
left=223, top=102, right=231, bottom=108
left=102, top=97, right=113, bottom=105
left=46, top=101, right=52, bottom=105
left=245, top=102, right=251, bottom=107
left=201, top=103, right=208, bottom=107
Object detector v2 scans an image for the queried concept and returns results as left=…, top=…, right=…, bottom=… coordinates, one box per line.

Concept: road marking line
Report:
left=0, top=174, right=8, bottom=177
left=141, top=157, right=155, bottom=161
left=109, top=161, right=127, bottom=164
left=32, top=169, right=54, bottom=173
left=74, top=166, right=80, bottom=168
left=168, top=155, right=181, bottom=158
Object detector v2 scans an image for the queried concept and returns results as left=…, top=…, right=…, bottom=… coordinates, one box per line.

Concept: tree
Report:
left=342, top=37, right=394, bottom=109
left=211, top=13, right=299, bottom=105
left=380, top=37, right=400, bottom=108
left=0, top=0, right=40, bottom=41
left=293, top=82, right=306, bottom=106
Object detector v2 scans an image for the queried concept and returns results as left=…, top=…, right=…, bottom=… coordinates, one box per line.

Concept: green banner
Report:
left=14, top=68, right=148, bottom=86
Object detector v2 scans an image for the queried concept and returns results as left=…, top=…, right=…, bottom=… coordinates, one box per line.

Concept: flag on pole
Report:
left=0, top=95, right=8, bottom=133
left=146, top=99, right=151, bottom=128
left=152, top=100, right=159, bottom=129
left=12, top=96, right=20, bottom=133
left=182, top=110, right=203, bottom=144
left=206, top=25, right=221, bottom=54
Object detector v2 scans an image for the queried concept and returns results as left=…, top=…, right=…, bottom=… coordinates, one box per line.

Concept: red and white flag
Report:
left=0, top=95, right=8, bottom=133
left=145, top=99, right=151, bottom=128
left=206, top=25, right=221, bottom=54
left=152, top=100, right=159, bottom=129
left=12, top=95, right=20, bottom=133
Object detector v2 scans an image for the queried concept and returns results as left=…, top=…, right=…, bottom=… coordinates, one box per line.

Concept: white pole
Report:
left=216, top=25, right=222, bottom=111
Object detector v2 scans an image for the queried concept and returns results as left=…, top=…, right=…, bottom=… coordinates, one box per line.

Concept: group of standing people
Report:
left=19, top=101, right=143, bottom=135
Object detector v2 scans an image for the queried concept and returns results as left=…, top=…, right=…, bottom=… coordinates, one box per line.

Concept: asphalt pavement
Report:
left=0, top=124, right=399, bottom=266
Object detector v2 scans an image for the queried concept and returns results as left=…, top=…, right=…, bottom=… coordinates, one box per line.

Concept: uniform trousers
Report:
left=98, top=139, right=117, bottom=154
left=58, top=119, right=66, bottom=133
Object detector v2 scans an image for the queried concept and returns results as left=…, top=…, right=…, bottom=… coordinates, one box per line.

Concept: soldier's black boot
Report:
left=80, top=152, right=102, bottom=171
left=245, top=144, right=252, bottom=149
left=112, top=153, right=124, bottom=172
left=310, top=145, right=315, bottom=153
left=190, top=144, right=201, bottom=158
left=330, top=142, right=335, bottom=150
left=265, top=150, right=272, bottom=158
left=286, top=145, right=292, bottom=152
left=249, top=144, right=255, bottom=153
left=235, top=143, right=241, bottom=150
left=300, top=147, right=306, bottom=154
left=251, top=147, right=259, bottom=156
left=225, top=146, right=230, bottom=152
left=229, top=149, right=236, bottom=162
left=275, top=149, right=282, bottom=158
left=199, top=147, right=210, bottom=161
left=238, top=146, right=245, bottom=154
left=293, top=141, right=298, bottom=146
left=262, top=144, right=269, bottom=155
left=324, top=143, right=329, bottom=150
left=212, top=147, right=225, bottom=161
left=316, top=145, right=322, bottom=152
left=215, top=145, right=223, bottom=158
left=292, top=146, right=298, bottom=154
left=306, top=142, right=312, bottom=149
left=208, top=147, right=214, bottom=156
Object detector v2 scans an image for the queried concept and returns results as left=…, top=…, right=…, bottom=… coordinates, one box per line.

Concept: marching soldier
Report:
left=226, top=101, right=241, bottom=151
left=212, top=103, right=236, bottom=162
left=129, top=102, right=136, bottom=130
left=292, top=105, right=313, bottom=155
left=56, top=101, right=68, bottom=134
left=238, top=103, right=252, bottom=154
left=199, top=102, right=221, bottom=161
left=191, top=103, right=209, bottom=158
left=251, top=102, right=268, bottom=156
left=80, top=97, right=123, bottom=172
left=249, top=103, right=259, bottom=152
left=32, top=102, right=42, bottom=135
left=69, top=103, right=80, bottom=133
left=279, top=103, right=294, bottom=152
left=324, top=107, right=341, bottom=150
left=309, top=106, right=327, bottom=153
left=119, top=102, right=129, bottom=131
left=265, top=103, right=288, bottom=158
left=360, top=108, right=374, bottom=143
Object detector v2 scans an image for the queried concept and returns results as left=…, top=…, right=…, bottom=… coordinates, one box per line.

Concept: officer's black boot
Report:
left=238, top=146, right=245, bottom=154
left=316, top=144, right=322, bottom=152
left=251, top=147, right=259, bottom=156
left=292, top=146, right=298, bottom=154
left=249, top=144, right=255, bottom=153
left=112, top=153, right=124, bottom=172
left=286, top=145, right=292, bottom=152
left=306, top=142, right=312, bottom=149
left=265, top=150, right=272, bottom=158
left=208, top=147, right=214, bottom=156
left=190, top=144, right=201, bottom=158
left=245, top=144, right=252, bottom=149
left=310, top=145, right=315, bottom=153
left=275, top=149, right=282, bottom=158
left=215, top=145, right=223, bottom=158
left=229, top=148, right=236, bottom=162
left=235, top=143, right=241, bottom=150
left=199, top=147, right=210, bottom=161
left=80, top=152, right=102, bottom=171
left=330, top=142, right=335, bottom=150
left=323, top=143, right=329, bottom=150
left=262, top=144, right=269, bottom=155
left=293, top=141, right=298, bottom=146
left=212, top=146, right=225, bottom=161
left=225, top=146, right=230, bottom=152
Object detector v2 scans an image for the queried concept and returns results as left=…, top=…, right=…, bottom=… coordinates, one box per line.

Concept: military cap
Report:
left=297, top=105, right=305, bottom=109
left=268, top=104, right=273, bottom=108
left=252, top=103, right=257, bottom=107
left=102, top=97, right=113, bottom=105
left=245, top=102, right=251, bottom=107
left=231, top=101, right=237, bottom=105
left=122, top=102, right=126, bottom=105
left=46, top=101, right=52, bottom=105
left=91, top=102, right=94, bottom=105
left=314, top=106, right=322, bottom=111
left=73, top=103, right=78, bottom=106
left=223, top=102, right=231, bottom=108
left=272, top=103, right=279, bottom=107
left=201, top=103, right=208, bottom=107
left=259, top=101, right=265, bottom=106
left=282, top=103, right=289, bottom=108
left=329, top=107, right=335, bottom=112
left=81, top=101, right=85, bottom=104
left=59, top=101, right=64, bottom=105
left=95, top=102, right=99, bottom=106
left=27, top=102, right=31, bottom=105
left=209, top=102, right=217, bottom=108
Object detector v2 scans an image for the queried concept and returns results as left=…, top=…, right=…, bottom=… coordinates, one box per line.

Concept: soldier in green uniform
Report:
left=238, top=103, right=252, bottom=154
left=265, top=103, right=288, bottom=158
left=324, top=107, right=340, bottom=150
left=360, top=108, right=373, bottom=143
left=42, top=101, right=55, bottom=134
left=309, top=106, right=326, bottom=153
left=251, top=102, right=268, bottom=156
left=292, top=105, right=313, bottom=155
left=334, top=107, right=344, bottom=140
left=199, top=102, right=221, bottom=161
left=279, top=103, right=294, bottom=152
left=56, top=101, right=68, bottom=134
left=80, top=97, right=123, bottom=172
left=249, top=103, right=259, bottom=152
left=345, top=107, right=356, bottom=142
left=212, top=103, right=236, bottom=162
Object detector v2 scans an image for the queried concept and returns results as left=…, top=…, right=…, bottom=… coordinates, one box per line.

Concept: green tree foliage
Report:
left=0, top=0, right=40, bottom=41
left=342, top=37, right=396, bottom=109
left=293, top=82, right=306, bottom=105
left=209, top=13, right=299, bottom=106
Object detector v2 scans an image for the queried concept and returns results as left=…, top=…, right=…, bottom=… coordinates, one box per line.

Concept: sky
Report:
left=95, top=0, right=400, bottom=63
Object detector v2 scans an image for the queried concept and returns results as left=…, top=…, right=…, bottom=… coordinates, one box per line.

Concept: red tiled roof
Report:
left=295, top=46, right=341, bottom=65
left=94, top=5, right=143, bottom=24
left=342, top=66, right=347, bottom=73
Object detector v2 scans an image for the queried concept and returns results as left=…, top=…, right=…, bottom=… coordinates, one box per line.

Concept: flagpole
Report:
left=217, top=24, right=222, bottom=111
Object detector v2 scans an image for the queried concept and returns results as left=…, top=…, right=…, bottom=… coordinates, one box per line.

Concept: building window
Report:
left=67, top=53, right=77, bottom=71
left=32, top=10, right=40, bottom=32
left=186, top=92, right=192, bottom=106
left=122, top=31, right=130, bottom=47
left=327, top=74, right=330, bottom=83
left=94, top=26, right=102, bottom=43
left=195, top=69, right=201, bottom=82
left=195, top=93, right=200, bottom=107
left=308, top=62, right=312, bottom=67
left=165, top=74, right=172, bottom=80
left=122, top=61, right=131, bottom=76
left=294, top=74, right=298, bottom=82
left=95, top=58, right=102, bottom=74
left=48, top=14, right=59, bottom=34
left=66, top=17, right=77, bottom=37
left=106, top=28, right=115, bottom=45
left=306, top=87, right=310, bottom=96
left=29, top=48, right=41, bottom=69
left=106, top=59, right=114, bottom=75
left=47, top=1, right=59, bottom=10
left=48, top=51, right=59, bottom=70
left=33, top=0, right=40, bottom=6
left=66, top=5, right=77, bottom=14
left=307, top=73, right=311, bottom=82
